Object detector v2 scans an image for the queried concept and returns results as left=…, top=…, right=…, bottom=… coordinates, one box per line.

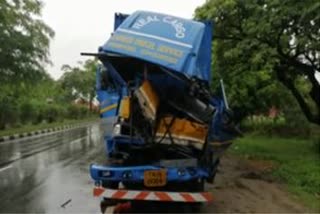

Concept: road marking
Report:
left=0, top=164, right=12, bottom=173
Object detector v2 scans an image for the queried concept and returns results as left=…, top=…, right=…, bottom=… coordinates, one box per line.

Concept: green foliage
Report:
left=312, top=137, right=320, bottom=153
left=195, top=0, right=320, bottom=125
left=241, top=89, right=316, bottom=137
left=0, top=84, right=19, bottom=129
left=0, top=0, right=54, bottom=83
left=42, top=104, right=62, bottom=123
left=30, top=100, right=49, bottom=124
left=242, top=114, right=314, bottom=139
left=79, top=105, right=90, bottom=117
left=282, top=100, right=310, bottom=129
left=0, top=117, right=98, bottom=137
left=59, top=59, right=97, bottom=107
left=0, top=80, right=96, bottom=129
left=66, top=105, right=90, bottom=119
left=19, top=100, right=36, bottom=124
left=0, top=95, right=19, bottom=129
left=231, top=135, right=320, bottom=211
left=0, top=1, right=98, bottom=131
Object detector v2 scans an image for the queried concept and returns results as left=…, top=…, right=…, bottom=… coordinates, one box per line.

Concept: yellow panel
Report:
left=156, top=116, right=208, bottom=149
left=119, top=97, right=130, bottom=119
left=135, top=80, right=159, bottom=121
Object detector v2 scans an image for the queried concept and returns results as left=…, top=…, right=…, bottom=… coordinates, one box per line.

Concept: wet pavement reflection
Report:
left=0, top=123, right=107, bottom=213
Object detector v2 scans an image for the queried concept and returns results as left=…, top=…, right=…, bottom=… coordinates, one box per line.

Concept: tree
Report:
left=0, top=0, right=54, bottom=128
left=195, top=0, right=320, bottom=125
left=82, top=59, right=97, bottom=111
left=59, top=59, right=97, bottom=110
left=0, top=0, right=54, bottom=83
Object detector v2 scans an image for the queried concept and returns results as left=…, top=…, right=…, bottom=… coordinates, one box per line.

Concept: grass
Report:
left=230, top=134, right=320, bottom=212
left=0, top=116, right=99, bottom=137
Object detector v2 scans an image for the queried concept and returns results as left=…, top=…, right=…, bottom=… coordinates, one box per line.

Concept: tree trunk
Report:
left=276, top=66, right=320, bottom=125
left=307, top=73, right=320, bottom=108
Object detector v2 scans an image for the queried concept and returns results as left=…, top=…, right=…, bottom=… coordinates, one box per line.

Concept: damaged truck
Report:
left=83, top=10, right=239, bottom=212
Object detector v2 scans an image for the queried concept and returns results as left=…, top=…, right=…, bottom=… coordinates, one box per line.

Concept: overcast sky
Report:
left=42, top=0, right=206, bottom=79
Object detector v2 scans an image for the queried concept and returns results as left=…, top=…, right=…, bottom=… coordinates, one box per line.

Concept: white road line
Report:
left=0, top=164, right=12, bottom=173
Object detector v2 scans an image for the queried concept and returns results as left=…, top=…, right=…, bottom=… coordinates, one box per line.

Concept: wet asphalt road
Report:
left=0, top=122, right=107, bottom=213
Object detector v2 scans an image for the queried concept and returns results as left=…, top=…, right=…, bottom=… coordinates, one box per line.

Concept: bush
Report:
left=0, top=93, right=94, bottom=129
left=20, top=100, right=37, bottom=124
left=43, top=104, right=56, bottom=123
left=0, top=96, right=20, bottom=129
left=241, top=115, right=286, bottom=134
left=310, top=126, right=320, bottom=154
left=281, top=103, right=311, bottom=137
left=312, top=138, right=320, bottom=154
left=28, top=100, right=48, bottom=124
left=65, top=104, right=91, bottom=119
left=66, top=105, right=80, bottom=119
left=241, top=112, right=314, bottom=139
left=19, top=100, right=67, bottom=124
left=78, top=106, right=90, bottom=117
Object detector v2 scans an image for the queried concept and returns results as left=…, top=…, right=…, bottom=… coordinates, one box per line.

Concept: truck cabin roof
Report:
left=98, top=10, right=213, bottom=83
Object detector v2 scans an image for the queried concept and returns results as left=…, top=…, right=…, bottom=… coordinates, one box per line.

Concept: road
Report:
left=0, top=121, right=309, bottom=213
left=0, top=122, right=107, bottom=213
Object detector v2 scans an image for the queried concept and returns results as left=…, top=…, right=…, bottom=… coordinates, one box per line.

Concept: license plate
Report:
left=144, top=169, right=167, bottom=187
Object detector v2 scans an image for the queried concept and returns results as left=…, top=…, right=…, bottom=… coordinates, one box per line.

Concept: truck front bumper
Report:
left=90, top=164, right=209, bottom=183
left=93, top=186, right=213, bottom=203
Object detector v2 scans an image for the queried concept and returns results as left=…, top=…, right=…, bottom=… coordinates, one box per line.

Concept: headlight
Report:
left=122, top=171, right=132, bottom=179
left=101, top=170, right=111, bottom=177
left=113, top=124, right=121, bottom=135
left=177, top=168, right=186, bottom=176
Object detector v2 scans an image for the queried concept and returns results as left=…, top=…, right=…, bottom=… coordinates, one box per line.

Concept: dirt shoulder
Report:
left=203, top=155, right=309, bottom=213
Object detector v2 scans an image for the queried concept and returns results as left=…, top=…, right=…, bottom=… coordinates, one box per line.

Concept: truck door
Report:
left=96, top=66, right=119, bottom=118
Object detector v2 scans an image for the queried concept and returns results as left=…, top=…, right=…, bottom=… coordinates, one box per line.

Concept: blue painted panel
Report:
left=90, top=164, right=209, bottom=182
left=97, top=90, right=118, bottom=118
left=102, top=11, right=212, bottom=82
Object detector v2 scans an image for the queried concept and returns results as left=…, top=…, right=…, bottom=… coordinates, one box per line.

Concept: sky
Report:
left=41, top=0, right=206, bottom=80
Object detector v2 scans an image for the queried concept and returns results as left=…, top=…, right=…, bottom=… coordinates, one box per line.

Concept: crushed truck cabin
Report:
left=82, top=10, right=240, bottom=213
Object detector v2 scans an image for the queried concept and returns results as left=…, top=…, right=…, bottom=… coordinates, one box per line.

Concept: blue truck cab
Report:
left=88, top=11, right=237, bottom=209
